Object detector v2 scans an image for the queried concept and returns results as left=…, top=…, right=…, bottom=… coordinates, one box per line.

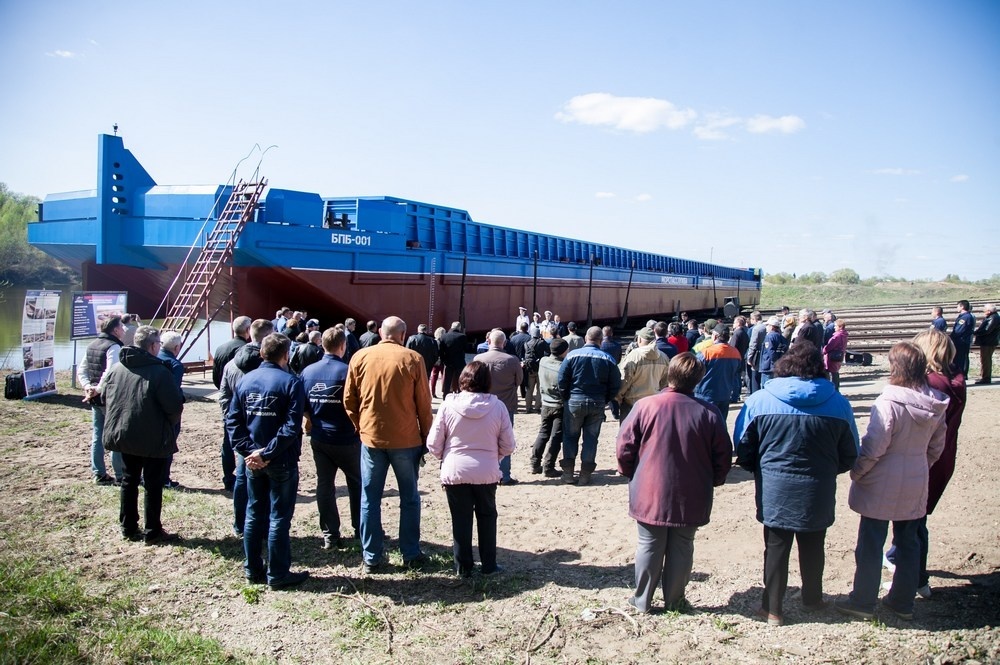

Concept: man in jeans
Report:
left=77, top=315, right=125, bottom=485
left=557, top=326, right=621, bottom=485
left=227, top=333, right=309, bottom=589
left=345, top=316, right=434, bottom=573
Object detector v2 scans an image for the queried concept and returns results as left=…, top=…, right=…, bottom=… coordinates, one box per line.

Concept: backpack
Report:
left=5, top=373, right=26, bottom=400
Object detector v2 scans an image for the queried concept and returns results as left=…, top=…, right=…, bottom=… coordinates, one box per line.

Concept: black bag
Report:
left=4, top=373, right=26, bottom=400
left=827, top=350, right=844, bottom=362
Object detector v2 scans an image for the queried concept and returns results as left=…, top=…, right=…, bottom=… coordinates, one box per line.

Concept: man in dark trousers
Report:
left=227, top=333, right=309, bottom=589
left=439, top=321, right=469, bottom=397
left=213, top=316, right=251, bottom=492
left=301, top=327, right=363, bottom=549
left=973, top=303, right=999, bottom=384
left=101, top=326, right=184, bottom=544
left=951, top=300, right=976, bottom=377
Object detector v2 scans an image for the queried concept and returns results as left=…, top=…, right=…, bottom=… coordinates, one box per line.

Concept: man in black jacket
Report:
left=212, top=315, right=251, bottom=492
left=405, top=324, right=440, bottom=377
left=438, top=321, right=468, bottom=397
left=974, top=303, right=999, bottom=384
left=102, top=326, right=185, bottom=544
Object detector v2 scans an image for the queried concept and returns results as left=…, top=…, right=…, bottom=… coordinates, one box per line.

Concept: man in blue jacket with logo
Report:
left=951, top=300, right=976, bottom=377
left=227, top=333, right=309, bottom=589
left=300, top=327, right=362, bottom=549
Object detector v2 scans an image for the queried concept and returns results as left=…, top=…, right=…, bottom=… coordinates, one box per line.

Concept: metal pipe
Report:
left=620, top=260, right=636, bottom=328
left=586, top=253, right=595, bottom=328
left=459, top=255, right=468, bottom=332
left=532, top=249, right=538, bottom=317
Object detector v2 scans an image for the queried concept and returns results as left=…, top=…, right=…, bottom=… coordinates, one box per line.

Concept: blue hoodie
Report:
left=733, top=377, right=859, bottom=531
left=227, top=361, right=305, bottom=467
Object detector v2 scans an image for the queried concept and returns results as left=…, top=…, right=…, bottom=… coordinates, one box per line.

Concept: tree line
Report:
left=0, top=183, right=78, bottom=285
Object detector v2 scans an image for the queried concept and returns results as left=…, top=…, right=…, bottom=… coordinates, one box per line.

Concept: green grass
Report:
left=0, top=554, right=264, bottom=664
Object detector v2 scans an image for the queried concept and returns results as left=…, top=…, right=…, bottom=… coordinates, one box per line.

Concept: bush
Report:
left=765, top=272, right=793, bottom=285
left=797, top=271, right=827, bottom=285
left=829, top=268, right=861, bottom=285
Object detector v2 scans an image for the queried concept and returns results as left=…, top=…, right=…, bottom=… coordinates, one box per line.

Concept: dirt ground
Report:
left=1, top=357, right=999, bottom=664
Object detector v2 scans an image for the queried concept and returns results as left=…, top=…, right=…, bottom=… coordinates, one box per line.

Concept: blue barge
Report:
left=28, top=134, right=760, bottom=333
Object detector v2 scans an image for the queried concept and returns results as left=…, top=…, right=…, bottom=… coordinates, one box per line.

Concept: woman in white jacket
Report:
left=428, top=361, right=517, bottom=577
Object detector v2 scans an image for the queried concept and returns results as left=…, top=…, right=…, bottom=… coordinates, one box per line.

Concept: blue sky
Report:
left=2, top=1, right=997, bottom=280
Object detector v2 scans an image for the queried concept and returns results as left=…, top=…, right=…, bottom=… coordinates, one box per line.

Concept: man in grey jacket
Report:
left=102, top=326, right=185, bottom=544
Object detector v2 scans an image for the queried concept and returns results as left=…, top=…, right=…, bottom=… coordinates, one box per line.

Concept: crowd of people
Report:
left=77, top=299, right=996, bottom=619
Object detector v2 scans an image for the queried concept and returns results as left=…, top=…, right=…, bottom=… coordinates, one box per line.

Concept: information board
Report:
left=21, top=289, right=60, bottom=400
left=71, top=292, right=128, bottom=340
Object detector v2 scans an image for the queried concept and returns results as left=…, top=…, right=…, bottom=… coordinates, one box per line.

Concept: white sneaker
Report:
left=883, top=581, right=932, bottom=598
left=882, top=553, right=896, bottom=573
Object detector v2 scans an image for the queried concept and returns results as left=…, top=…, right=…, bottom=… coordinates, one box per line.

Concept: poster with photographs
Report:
left=22, top=290, right=60, bottom=399
left=71, top=292, right=127, bottom=340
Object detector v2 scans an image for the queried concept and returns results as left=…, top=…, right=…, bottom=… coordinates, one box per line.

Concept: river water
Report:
left=0, top=284, right=233, bottom=372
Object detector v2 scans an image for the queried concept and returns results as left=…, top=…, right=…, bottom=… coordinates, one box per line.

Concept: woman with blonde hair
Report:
left=882, top=329, right=966, bottom=598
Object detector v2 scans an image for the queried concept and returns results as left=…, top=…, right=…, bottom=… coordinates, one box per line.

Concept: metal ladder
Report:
left=161, top=179, right=267, bottom=355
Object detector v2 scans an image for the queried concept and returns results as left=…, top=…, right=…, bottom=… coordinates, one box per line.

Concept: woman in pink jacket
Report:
left=836, top=342, right=948, bottom=622
left=822, top=319, right=849, bottom=391
left=884, top=329, right=967, bottom=598
left=428, top=361, right=517, bottom=577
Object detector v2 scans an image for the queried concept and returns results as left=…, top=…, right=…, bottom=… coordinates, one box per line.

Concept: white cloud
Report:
left=693, top=114, right=742, bottom=141
left=872, top=168, right=921, bottom=176
left=46, top=49, right=78, bottom=58
left=90, top=39, right=100, bottom=46
left=635, top=193, right=652, bottom=202
left=950, top=174, right=969, bottom=183
left=555, top=93, right=696, bottom=133
left=745, top=114, right=806, bottom=134
left=595, top=191, right=616, bottom=199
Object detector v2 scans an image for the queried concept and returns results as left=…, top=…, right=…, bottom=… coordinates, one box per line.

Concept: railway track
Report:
left=806, top=301, right=994, bottom=354
left=614, top=300, right=994, bottom=356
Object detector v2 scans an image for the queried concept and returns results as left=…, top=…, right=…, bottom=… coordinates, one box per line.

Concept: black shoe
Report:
left=245, top=572, right=266, bottom=585
left=121, top=530, right=143, bottom=542
left=144, top=529, right=181, bottom=545
left=480, top=564, right=505, bottom=576
left=322, top=535, right=344, bottom=550
left=163, top=480, right=182, bottom=489
left=543, top=468, right=562, bottom=478
left=499, top=478, right=519, bottom=486
left=363, top=558, right=387, bottom=574
left=974, top=379, right=991, bottom=385
left=94, top=474, right=115, bottom=486
left=269, top=571, right=309, bottom=590
left=530, top=465, right=543, bottom=474
left=404, top=554, right=429, bottom=570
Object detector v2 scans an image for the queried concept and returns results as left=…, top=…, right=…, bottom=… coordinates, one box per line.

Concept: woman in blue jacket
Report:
left=734, top=343, right=859, bottom=625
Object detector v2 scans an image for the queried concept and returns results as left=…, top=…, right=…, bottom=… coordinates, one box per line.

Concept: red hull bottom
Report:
left=83, top=262, right=757, bottom=336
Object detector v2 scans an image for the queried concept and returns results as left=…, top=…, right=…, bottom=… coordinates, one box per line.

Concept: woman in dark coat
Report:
left=734, top=343, right=859, bottom=625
